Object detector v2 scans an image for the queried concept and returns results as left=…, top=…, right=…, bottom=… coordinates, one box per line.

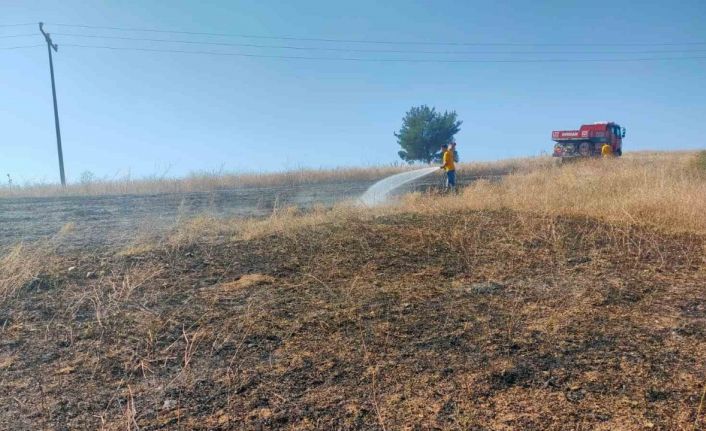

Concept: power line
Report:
left=47, top=23, right=706, bottom=47
left=4, top=40, right=706, bottom=63
left=3, top=29, right=705, bottom=62
left=51, top=33, right=706, bottom=55
left=0, top=44, right=43, bottom=50
left=59, top=43, right=706, bottom=63
left=0, top=23, right=36, bottom=27
left=0, top=33, right=35, bottom=38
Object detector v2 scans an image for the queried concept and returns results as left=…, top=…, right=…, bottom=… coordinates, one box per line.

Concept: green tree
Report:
left=394, top=105, right=462, bottom=164
left=80, top=170, right=96, bottom=184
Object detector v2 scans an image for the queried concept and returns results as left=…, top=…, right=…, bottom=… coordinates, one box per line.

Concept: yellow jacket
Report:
left=601, top=144, right=613, bottom=157
left=442, top=150, right=455, bottom=171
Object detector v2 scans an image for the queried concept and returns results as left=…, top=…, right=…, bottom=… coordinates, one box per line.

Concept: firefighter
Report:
left=601, top=143, right=614, bottom=158
left=440, top=142, right=456, bottom=191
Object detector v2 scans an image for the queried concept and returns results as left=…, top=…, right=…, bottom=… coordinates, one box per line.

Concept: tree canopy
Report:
left=394, top=105, right=462, bottom=164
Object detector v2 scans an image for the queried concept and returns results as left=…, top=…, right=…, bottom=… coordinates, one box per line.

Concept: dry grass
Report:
left=142, top=151, right=706, bottom=252
left=693, top=150, right=706, bottom=174
left=0, top=244, right=47, bottom=299
left=2, top=151, right=702, bottom=303
left=0, top=224, right=73, bottom=301
left=0, top=157, right=548, bottom=198
left=165, top=203, right=361, bottom=246
left=0, top=165, right=405, bottom=198
left=1, top=150, right=705, bottom=429
left=399, top=151, right=706, bottom=235
left=1, top=209, right=704, bottom=429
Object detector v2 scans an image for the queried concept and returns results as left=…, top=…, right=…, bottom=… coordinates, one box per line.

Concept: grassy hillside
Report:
left=0, top=151, right=704, bottom=429
left=405, top=151, right=706, bottom=234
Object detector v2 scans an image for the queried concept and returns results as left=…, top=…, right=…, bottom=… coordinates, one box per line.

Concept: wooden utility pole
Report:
left=39, top=22, right=66, bottom=186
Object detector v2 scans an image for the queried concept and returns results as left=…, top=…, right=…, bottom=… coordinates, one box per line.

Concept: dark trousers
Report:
left=446, top=170, right=456, bottom=189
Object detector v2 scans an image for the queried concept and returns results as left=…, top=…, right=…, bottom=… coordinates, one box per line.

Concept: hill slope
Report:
left=1, top=209, right=704, bottom=430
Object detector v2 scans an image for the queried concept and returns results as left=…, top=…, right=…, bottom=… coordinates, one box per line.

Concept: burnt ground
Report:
left=0, top=173, right=487, bottom=250
left=1, top=210, right=705, bottom=430
left=0, top=181, right=371, bottom=250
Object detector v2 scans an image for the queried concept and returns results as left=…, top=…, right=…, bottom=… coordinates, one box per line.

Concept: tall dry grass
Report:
left=0, top=166, right=410, bottom=198
left=0, top=166, right=403, bottom=198
left=402, top=151, right=706, bottom=234
left=0, top=244, right=40, bottom=299
left=0, top=224, right=74, bottom=301
left=0, top=158, right=548, bottom=198
left=157, top=151, right=706, bottom=250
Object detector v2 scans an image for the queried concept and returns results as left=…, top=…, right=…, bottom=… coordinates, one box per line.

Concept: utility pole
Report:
left=39, top=22, right=66, bottom=186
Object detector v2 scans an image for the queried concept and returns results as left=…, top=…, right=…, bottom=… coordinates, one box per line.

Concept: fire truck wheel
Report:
left=578, top=142, right=591, bottom=156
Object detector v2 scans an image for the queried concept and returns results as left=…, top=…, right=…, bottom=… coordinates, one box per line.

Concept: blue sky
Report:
left=1, top=0, right=705, bottom=183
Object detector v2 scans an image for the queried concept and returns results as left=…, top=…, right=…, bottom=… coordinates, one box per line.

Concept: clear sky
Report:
left=1, top=0, right=705, bottom=183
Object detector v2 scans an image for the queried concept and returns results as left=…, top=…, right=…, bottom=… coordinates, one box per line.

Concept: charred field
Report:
left=1, top=208, right=704, bottom=430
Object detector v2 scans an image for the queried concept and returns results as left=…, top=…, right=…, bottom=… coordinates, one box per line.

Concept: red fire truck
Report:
left=552, top=122, right=625, bottom=159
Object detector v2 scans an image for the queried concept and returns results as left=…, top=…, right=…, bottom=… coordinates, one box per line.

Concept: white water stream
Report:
left=359, top=167, right=439, bottom=207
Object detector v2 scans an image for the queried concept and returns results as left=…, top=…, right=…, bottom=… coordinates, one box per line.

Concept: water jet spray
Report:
left=359, top=167, right=438, bottom=207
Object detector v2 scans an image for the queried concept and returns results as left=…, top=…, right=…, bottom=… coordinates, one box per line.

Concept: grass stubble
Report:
left=0, top=151, right=704, bottom=430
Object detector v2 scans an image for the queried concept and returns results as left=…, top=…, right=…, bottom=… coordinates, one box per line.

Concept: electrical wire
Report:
left=0, top=44, right=43, bottom=50
left=51, top=33, right=706, bottom=55
left=0, top=33, right=36, bottom=38
left=47, top=23, right=706, bottom=47
left=4, top=26, right=705, bottom=62
left=0, top=23, right=36, bottom=27
left=59, top=43, right=706, bottom=63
